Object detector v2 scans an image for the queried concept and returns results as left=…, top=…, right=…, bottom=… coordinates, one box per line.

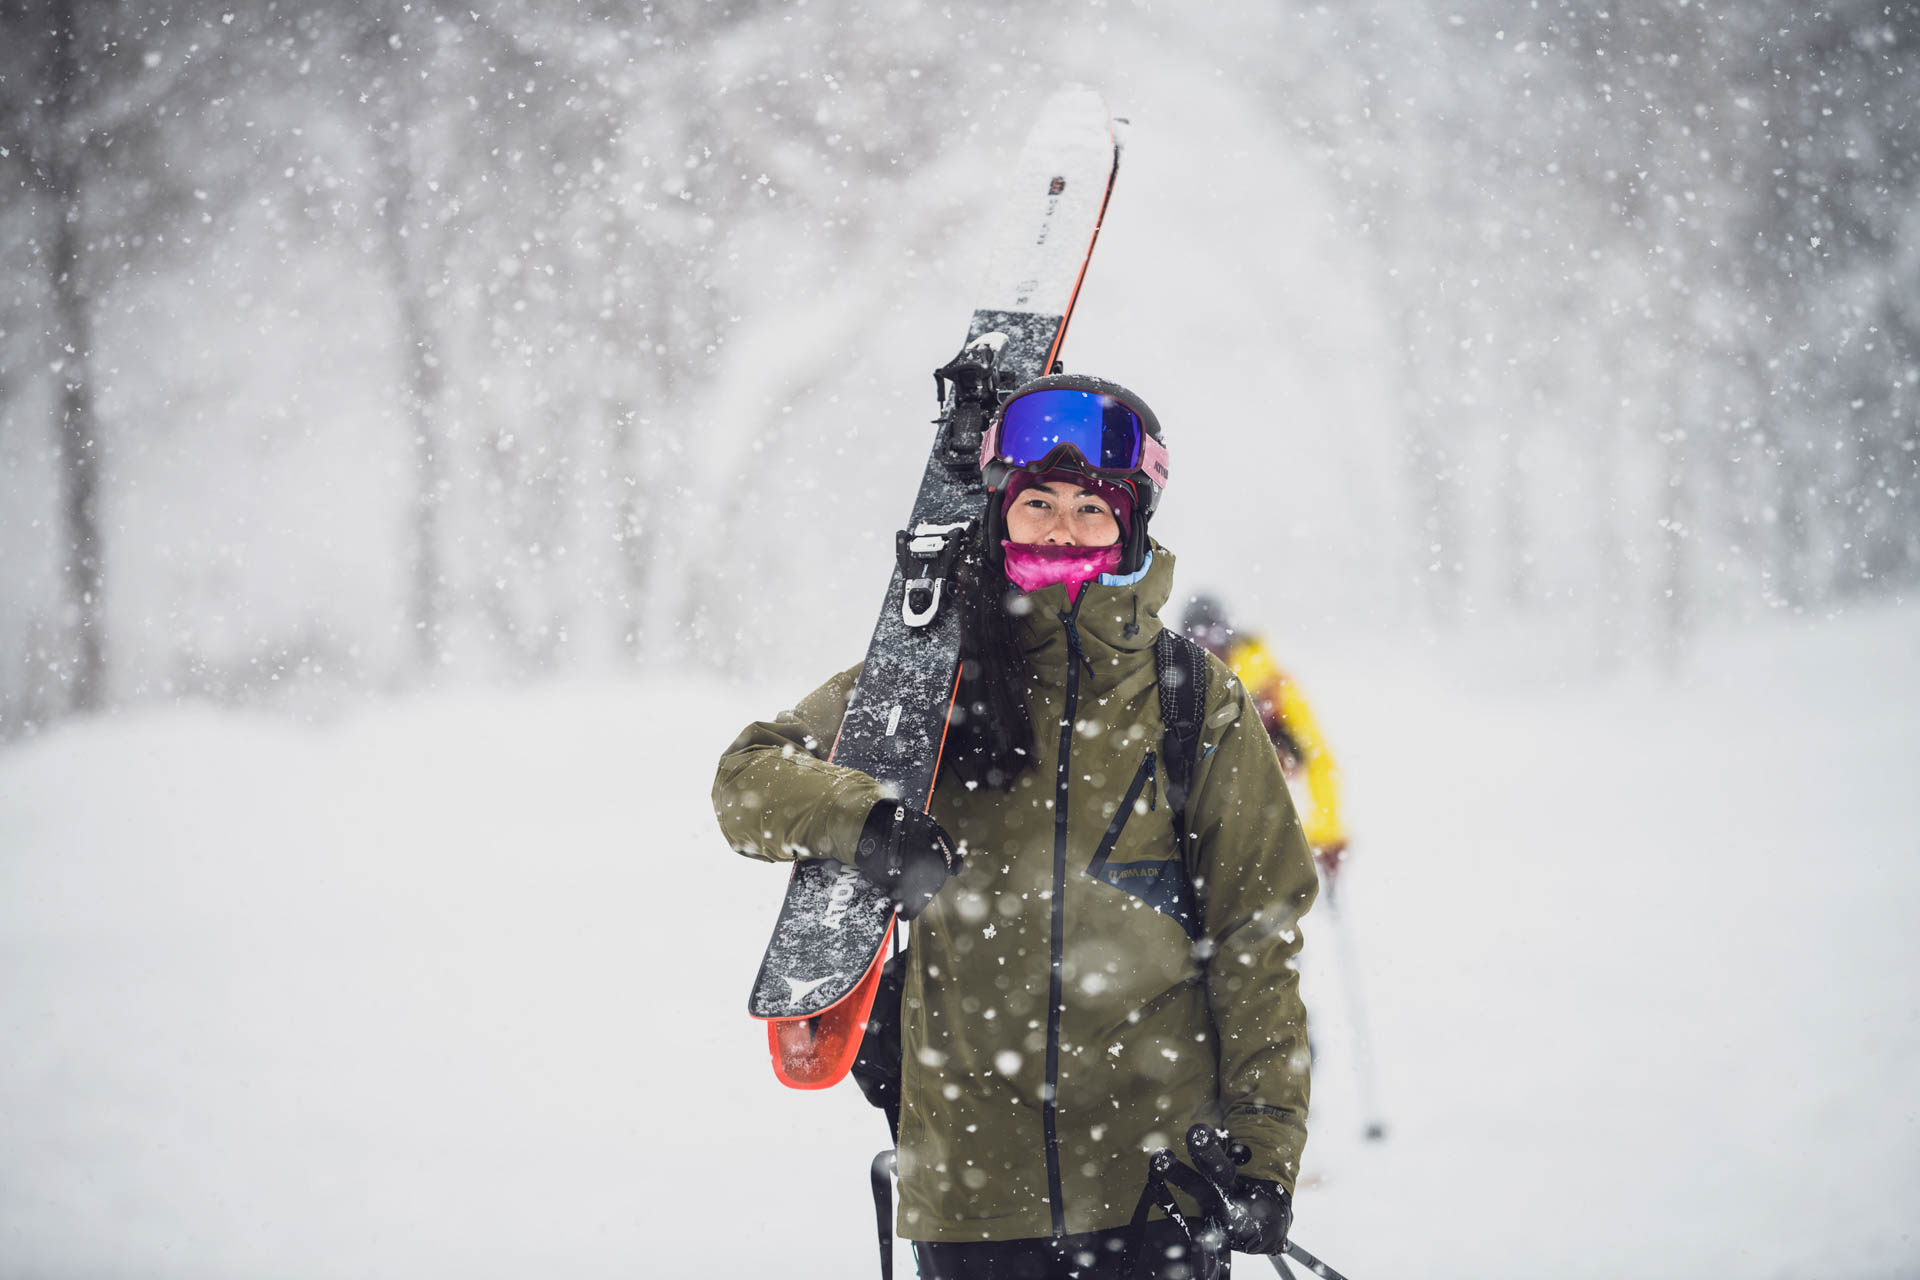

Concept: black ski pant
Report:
left=911, top=1219, right=1227, bottom=1280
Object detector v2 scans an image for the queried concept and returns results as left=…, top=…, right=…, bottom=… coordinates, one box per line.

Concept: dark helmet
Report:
left=980, top=372, right=1168, bottom=573
left=1182, top=593, right=1234, bottom=656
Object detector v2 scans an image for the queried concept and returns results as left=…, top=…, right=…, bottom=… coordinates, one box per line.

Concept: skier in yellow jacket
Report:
left=1182, top=595, right=1348, bottom=883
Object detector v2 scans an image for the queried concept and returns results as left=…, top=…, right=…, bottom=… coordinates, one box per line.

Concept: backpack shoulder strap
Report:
left=1153, top=629, right=1210, bottom=841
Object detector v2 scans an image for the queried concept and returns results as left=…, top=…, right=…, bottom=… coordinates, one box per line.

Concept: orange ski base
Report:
left=759, top=917, right=896, bottom=1090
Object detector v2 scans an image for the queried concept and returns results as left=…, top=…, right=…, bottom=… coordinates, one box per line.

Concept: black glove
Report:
left=1184, top=1125, right=1292, bottom=1256
left=854, top=801, right=961, bottom=921
left=1220, top=1176, right=1291, bottom=1255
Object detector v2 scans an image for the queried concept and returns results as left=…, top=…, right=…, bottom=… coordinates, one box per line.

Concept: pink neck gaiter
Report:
left=1002, top=540, right=1123, bottom=602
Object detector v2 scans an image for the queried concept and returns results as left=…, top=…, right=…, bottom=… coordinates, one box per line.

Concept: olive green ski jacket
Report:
left=713, top=544, right=1316, bottom=1244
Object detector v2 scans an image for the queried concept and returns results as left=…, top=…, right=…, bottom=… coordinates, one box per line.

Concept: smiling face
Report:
left=1003, top=479, right=1122, bottom=547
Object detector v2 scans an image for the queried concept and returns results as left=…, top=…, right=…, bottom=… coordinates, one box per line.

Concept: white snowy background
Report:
left=3, top=2, right=1917, bottom=1276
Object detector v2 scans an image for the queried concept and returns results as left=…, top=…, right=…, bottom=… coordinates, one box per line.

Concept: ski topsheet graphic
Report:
left=748, top=86, right=1122, bottom=1090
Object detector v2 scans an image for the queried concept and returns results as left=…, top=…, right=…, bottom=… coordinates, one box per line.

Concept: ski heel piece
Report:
left=870, top=1148, right=898, bottom=1280
left=896, top=521, right=972, bottom=627
left=933, top=329, right=1015, bottom=462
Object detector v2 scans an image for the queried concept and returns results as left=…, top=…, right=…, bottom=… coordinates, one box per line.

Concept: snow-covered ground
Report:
left=2, top=604, right=1917, bottom=1278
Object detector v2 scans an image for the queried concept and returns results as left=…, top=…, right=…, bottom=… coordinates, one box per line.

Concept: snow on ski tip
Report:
left=751, top=858, right=888, bottom=1019
left=975, top=86, right=1117, bottom=316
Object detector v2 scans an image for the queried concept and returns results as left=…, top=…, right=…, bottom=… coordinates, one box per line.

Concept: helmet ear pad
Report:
left=982, top=493, right=1008, bottom=570
left=1118, top=494, right=1152, bottom=574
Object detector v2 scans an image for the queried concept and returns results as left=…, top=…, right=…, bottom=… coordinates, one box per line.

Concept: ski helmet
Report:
left=980, top=373, right=1168, bottom=573
left=1182, top=593, right=1234, bottom=656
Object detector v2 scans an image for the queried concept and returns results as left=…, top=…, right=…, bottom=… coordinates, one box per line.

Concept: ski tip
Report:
left=1049, top=81, right=1105, bottom=104
left=1036, top=83, right=1114, bottom=130
left=760, top=916, right=897, bottom=1090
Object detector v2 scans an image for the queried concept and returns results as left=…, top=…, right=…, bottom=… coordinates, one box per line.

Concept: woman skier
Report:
left=713, top=374, right=1318, bottom=1279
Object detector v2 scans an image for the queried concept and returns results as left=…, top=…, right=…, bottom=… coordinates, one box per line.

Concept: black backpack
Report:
left=853, top=631, right=1210, bottom=1138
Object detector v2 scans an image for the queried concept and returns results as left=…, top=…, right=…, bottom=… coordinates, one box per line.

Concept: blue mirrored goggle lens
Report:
left=996, top=389, right=1143, bottom=472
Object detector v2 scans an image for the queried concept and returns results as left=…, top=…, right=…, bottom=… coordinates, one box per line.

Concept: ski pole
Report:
left=870, top=1149, right=896, bottom=1280
left=1324, top=877, right=1387, bottom=1141
left=1272, top=1239, right=1353, bottom=1280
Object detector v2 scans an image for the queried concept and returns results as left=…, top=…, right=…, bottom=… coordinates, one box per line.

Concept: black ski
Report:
left=747, top=85, right=1123, bottom=1088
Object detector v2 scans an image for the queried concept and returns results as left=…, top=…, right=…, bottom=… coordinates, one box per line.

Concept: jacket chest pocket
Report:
left=1083, top=750, right=1202, bottom=942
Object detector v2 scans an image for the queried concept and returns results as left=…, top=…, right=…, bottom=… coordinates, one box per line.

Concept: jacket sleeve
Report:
left=711, top=664, right=885, bottom=865
left=1274, top=678, right=1346, bottom=851
left=1187, top=662, right=1320, bottom=1193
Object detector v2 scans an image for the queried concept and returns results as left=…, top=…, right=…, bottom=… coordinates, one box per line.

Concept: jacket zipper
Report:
left=1043, top=594, right=1090, bottom=1238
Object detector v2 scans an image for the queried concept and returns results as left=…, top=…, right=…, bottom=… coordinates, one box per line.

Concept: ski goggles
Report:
left=980, top=387, right=1169, bottom=491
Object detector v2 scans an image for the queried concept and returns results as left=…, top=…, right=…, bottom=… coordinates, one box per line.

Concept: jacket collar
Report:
left=1015, top=541, right=1176, bottom=687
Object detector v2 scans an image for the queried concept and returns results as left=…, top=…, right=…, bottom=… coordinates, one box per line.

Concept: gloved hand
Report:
left=1183, top=1126, right=1293, bottom=1257
left=854, top=801, right=962, bottom=921
left=1313, top=840, right=1346, bottom=884
left=1220, top=1176, right=1292, bottom=1255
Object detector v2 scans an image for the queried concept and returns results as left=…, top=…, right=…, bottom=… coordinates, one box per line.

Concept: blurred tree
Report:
left=0, top=0, right=245, bottom=715
left=1272, top=0, right=1920, bottom=652
left=1729, top=0, right=1920, bottom=600
left=6, top=0, right=1917, bottom=728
